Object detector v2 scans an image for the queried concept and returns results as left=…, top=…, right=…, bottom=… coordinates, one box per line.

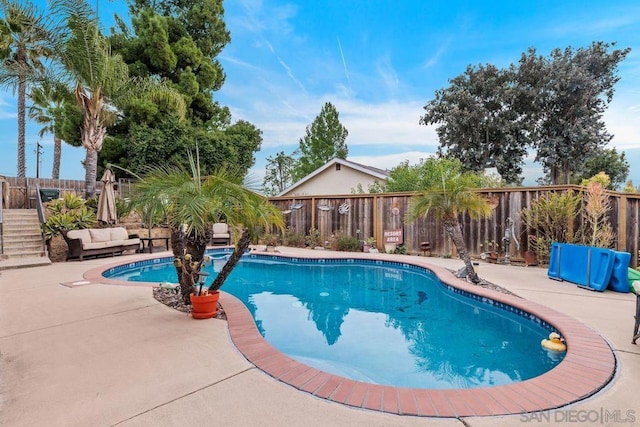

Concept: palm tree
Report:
left=0, top=0, right=55, bottom=178
left=51, top=0, right=185, bottom=198
left=131, top=152, right=285, bottom=304
left=27, top=79, right=73, bottom=179
left=406, top=160, right=492, bottom=284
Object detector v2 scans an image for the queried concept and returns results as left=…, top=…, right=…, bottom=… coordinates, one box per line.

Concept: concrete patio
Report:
left=1, top=248, right=638, bottom=427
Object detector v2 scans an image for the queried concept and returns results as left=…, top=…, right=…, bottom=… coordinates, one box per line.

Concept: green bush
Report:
left=336, top=235, right=360, bottom=252
left=393, top=245, right=407, bottom=255
left=284, top=227, right=306, bottom=247
left=305, top=227, right=322, bottom=248
left=43, top=193, right=97, bottom=240
left=520, top=190, right=581, bottom=263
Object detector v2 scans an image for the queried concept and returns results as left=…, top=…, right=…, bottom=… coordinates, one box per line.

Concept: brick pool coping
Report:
left=86, top=251, right=616, bottom=417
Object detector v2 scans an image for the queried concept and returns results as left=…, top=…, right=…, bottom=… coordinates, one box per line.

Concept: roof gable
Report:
left=276, top=158, right=389, bottom=196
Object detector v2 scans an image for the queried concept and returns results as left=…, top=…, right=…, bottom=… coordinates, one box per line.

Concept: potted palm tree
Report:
left=130, top=151, right=285, bottom=317
left=406, top=159, right=492, bottom=284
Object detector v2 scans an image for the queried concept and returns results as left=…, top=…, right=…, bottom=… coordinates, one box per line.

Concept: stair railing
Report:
left=0, top=180, right=3, bottom=255
left=34, top=183, right=48, bottom=256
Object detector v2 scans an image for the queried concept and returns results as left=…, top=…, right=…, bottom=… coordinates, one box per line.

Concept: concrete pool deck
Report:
left=1, top=247, right=639, bottom=426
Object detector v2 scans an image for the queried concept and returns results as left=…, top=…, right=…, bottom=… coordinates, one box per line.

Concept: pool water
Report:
left=105, top=255, right=563, bottom=389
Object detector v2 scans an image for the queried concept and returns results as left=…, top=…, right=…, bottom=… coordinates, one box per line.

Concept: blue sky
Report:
left=1, top=0, right=639, bottom=186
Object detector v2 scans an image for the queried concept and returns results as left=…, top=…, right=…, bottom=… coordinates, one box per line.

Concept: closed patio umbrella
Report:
left=97, top=168, right=117, bottom=224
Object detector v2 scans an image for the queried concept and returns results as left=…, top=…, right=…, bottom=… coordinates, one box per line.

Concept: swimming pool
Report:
left=104, top=252, right=563, bottom=389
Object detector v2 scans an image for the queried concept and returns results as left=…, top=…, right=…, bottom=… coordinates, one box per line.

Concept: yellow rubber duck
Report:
left=541, top=332, right=567, bottom=352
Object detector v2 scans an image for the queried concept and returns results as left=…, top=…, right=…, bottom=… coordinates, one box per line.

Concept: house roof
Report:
left=276, top=158, right=389, bottom=197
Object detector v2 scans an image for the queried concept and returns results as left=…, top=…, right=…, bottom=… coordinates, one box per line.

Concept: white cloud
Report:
left=376, top=54, right=399, bottom=95
left=604, top=100, right=640, bottom=150
left=423, top=41, right=450, bottom=69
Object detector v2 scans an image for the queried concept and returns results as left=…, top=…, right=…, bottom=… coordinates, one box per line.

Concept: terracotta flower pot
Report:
left=524, top=250, right=538, bottom=266
left=190, top=291, right=220, bottom=319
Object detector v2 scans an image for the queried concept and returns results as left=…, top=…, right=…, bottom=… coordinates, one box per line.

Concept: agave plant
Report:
left=42, top=193, right=96, bottom=239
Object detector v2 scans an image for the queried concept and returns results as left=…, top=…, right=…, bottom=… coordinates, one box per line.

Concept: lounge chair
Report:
left=211, top=223, right=231, bottom=246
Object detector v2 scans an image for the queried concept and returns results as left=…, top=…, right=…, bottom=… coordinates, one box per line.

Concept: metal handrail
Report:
left=34, top=183, right=47, bottom=255
left=0, top=178, right=3, bottom=254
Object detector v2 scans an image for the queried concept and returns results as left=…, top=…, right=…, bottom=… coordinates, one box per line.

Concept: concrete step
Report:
left=2, top=246, right=46, bottom=256
left=3, top=230, right=42, bottom=239
left=3, top=218, right=40, bottom=227
left=4, top=241, right=42, bottom=255
left=2, top=210, right=39, bottom=220
left=0, top=256, right=51, bottom=270
left=3, top=232, right=42, bottom=239
left=4, top=234, right=43, bottom=242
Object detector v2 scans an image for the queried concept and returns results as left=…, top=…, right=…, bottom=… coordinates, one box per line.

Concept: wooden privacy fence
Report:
left=270, top=185, right=640, bottom=267
left=1, top=176, right=135, bottom=208
left=3, top=176, right=640, bottom=267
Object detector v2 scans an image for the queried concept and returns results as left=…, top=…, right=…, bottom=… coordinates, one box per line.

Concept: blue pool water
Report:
left=105, top=253, right=564, bottom=389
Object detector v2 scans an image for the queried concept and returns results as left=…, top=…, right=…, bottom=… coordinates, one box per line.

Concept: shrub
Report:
left=520, top=190, right=581, bottom=263
left=393, top=245, right=407, bottom=255
left=336, top=235, right=360, bottom=252
left=43, top=193, right=97, bottom=240
left=262, top=233, right=280, bottom=246
left=284, top=227, right=306, bottom=247
left=305, top=227, right=322, bottom=248
left=576, top=182, right=614, bottom=248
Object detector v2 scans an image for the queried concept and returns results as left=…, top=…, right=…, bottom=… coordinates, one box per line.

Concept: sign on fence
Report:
left=383, top=229, right=403, bottom=244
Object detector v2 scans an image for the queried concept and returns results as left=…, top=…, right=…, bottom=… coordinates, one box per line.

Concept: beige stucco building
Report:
left=277, top=158, right=389, bottom=197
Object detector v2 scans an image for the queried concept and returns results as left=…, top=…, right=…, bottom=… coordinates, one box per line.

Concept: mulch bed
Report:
left=153, top=287, right=226, bottom=320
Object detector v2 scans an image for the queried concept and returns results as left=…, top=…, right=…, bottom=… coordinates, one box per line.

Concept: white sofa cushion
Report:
left=110, top=227, right=129, bottom=241
left=83, top=241, right=110, bottom=250
left=110, top=238, right=141, bottom=247
left=89, top=228, right=113, bottom=243
left=212, top=223, right=228, bottom=235
left=66, top=229, right=91, bottom=246
left=212, top=223, right=230, bottom=238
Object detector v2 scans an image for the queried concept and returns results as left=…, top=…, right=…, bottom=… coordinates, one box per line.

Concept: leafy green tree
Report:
left=421, top=64, right=530, bottom=184
left=263, top=151, right=295, bottom=196
left=27, top=78, right=75, bottom=179
left=104, top=1, right=262, bottom=178
left=109, top=0, right=229, bottom=125
left=406, top=159, right=492, bottom=284
left=109, top=118, right=260, bottom=179
left=130, top=152, right=284, bottom=304
left=292, top=102, right=348, bottom=181
left=573, top=148, right=629, bottom=190
left=0, top=0, right=55, bottom=177
left=519, top=42, right=630, bottom=184
left=386, top=157, right=493, bottom=192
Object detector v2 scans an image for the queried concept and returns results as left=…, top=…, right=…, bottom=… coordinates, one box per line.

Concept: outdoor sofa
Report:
left=62, top=227, right=140, bottom=261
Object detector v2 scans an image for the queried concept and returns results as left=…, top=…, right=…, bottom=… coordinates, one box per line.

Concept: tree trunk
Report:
left=444, top=219, right=480, bottom=284
left=17, top=73, right=26, bottom=178
left=210, top=228, right=251, bottom=292
left=169, top=228, right=193, bottom=304
left=52, top=136, right=61, bottom=180
left=84, top=148, right=98, bottom=198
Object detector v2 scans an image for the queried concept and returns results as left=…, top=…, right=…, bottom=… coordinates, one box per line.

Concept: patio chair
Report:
left=211, top=223, right=231, bottom=246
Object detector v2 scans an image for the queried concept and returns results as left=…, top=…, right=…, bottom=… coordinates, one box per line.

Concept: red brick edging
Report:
left=87, top=252, right=616, bottom=417
left=221, top=255, right=615, bottom=417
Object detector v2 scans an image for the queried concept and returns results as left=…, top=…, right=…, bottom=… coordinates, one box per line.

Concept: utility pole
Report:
left=35, top=142, right=43, bottom=179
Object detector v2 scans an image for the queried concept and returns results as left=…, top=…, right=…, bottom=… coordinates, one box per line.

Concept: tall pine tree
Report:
left=292, top=102, right=348, bottom=181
